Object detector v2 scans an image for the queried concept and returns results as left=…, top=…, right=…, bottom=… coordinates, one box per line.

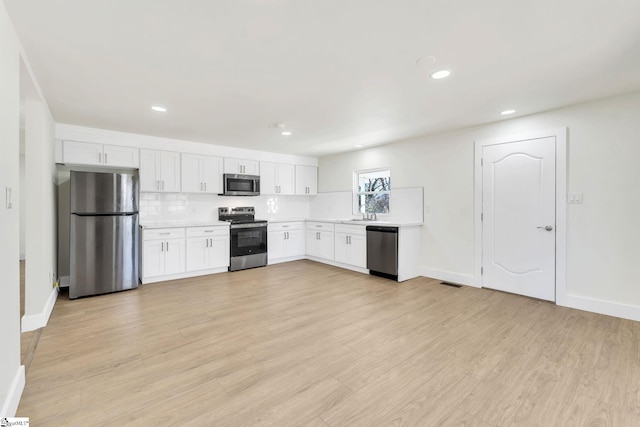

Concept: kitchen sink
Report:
left=339, top=218, right=389, bottom=224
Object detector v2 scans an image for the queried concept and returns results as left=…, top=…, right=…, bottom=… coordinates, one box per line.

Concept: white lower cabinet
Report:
left=141, top=228, right=186, bottom=280
left=268, top=222, right=305, bottom=263
left=334, top=224, right=367, bottom=268
left=141, top=225, right=229, bottom=284
left=186, top=226, right=230, bottom=271
left=305, top=222, right=335, bottom=260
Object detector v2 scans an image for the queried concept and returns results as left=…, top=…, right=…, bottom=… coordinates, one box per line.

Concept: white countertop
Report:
left=305, top=218, right=423, bottom=227
left=140, top=220, right=229, bottom=229
left=141, top=218, right=422, bottom=229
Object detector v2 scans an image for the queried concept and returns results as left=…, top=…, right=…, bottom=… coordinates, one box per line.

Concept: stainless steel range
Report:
left=218, top=207, right=268, bottom=271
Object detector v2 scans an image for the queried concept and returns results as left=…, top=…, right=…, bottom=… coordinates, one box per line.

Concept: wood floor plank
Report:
left=16, top=259, right=640, bottom=426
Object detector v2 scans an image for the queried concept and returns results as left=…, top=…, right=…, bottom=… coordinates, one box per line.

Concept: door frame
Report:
left=474, top=128, right=567, bottom=304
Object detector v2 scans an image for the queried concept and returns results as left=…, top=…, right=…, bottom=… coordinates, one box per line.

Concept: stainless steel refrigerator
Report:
left=70, top=171, right=139, bottom=299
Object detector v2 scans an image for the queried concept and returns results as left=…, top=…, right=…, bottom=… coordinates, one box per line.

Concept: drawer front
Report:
left=269, top=222, right=304, bottom=232
left=334, top=224, right=366, bottom=236
left=143, top=228, right=185, bottom=240
left=306, top=221, right=335, bottom=232
left=186, top=226, right=230, bottom=238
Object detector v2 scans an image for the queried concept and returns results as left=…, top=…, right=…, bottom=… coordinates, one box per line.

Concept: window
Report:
left=354, top=168, right=391, bottom=214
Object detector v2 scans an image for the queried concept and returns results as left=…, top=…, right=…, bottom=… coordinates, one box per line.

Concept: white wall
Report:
left=0, top=2, right=24, bottom=417
left=19, top=153, right=25, bottom=260
left=22, top=83, right=57, bottom=332
left=319, top=90, right=640, bottom=320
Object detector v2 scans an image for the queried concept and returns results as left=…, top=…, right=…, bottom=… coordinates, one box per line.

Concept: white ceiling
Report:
left=5, top=0, right=640, bottom=157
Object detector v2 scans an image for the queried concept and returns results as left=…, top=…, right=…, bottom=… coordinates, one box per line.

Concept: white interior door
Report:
left=482, top=136, right=556, bottom=301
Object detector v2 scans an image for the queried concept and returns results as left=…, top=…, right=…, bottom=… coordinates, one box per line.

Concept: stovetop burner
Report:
left=218, top=206, right=266, bottom=226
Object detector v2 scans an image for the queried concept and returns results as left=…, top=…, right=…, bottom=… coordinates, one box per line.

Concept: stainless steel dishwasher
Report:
left=366, top=226, right=399, bottom=280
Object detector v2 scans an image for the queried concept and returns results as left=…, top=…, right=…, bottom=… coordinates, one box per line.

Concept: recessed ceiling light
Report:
left=501, top=109, right=516, bottom=115
left=281, top=131, right=292, bottom=136
left=151, top=105, right=167, bottom=113
left=430, top=70, right=451, bottom=80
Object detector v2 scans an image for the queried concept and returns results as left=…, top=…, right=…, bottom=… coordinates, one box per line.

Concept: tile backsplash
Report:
left=139, top=192, right=311, bottom=223
left=140, top=187, right=423, bottom=224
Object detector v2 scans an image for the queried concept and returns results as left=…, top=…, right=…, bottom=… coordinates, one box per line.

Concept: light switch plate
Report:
left=568, top=192, right=583, bottom=204
left=6, top=187, right=12, bottom=209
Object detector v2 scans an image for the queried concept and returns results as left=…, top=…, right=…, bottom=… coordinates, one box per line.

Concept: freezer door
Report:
left=70, top=214, right=139, bottom=299
left=70, top=170, right=138, bottom=214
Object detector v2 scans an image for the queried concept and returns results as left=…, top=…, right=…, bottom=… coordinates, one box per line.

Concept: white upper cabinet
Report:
left=295, top=165, right=318, bottom=195
left=181, top=153, right=223, bottom=194
left=139, top=149, right=181, bottom=192
left=224, top=157, right=259, bottom=175
left=260, top=162, right=295, bottom=195
left=63, top=140, right=139, bottom=168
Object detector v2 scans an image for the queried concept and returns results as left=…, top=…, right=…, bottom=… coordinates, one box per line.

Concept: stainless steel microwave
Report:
left=221, top=174, right=260, bottom=196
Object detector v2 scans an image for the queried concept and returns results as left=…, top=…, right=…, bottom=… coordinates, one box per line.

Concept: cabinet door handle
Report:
left=204, top=182, right=207, bottom=191
left=162, top=180, right=165, bottom=190
left=104, top=153, right=108, bottom=164
left=166, top=242, right=169, bottom=251
left=161, top=242, right=164, bottom=251
left=98, top=152, right=102, bottom=163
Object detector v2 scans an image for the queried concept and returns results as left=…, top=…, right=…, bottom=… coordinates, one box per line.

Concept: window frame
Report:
left=353, top=167, right=391, bottom=215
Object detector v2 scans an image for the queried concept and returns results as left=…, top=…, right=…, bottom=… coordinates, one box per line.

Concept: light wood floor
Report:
left=17, top=260, right=640, bottom=426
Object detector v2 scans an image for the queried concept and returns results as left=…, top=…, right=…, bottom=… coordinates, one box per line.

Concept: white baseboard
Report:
left=141, top=266, right=228, bottom=284
left=1, top=365, right=25, bottom=417
left=268, top=255, right=306, bottom=265
left=564, top=294, right=640, bottom=322
left=21, top=287, right=59, bottom=332
left=306, top=257, right=369, bottom=275
left=419, top=267, right=478, bottom=288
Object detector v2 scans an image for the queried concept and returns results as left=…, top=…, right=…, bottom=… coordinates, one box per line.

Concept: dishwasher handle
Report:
left=366, top=226, right=398, bottom=233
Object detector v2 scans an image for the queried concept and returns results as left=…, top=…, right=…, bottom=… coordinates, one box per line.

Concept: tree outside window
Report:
left=354, top=168, right=391, bottom=214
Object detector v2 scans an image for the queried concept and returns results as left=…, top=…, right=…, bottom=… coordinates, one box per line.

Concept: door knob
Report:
left=537, top=225, right=553, bottom=231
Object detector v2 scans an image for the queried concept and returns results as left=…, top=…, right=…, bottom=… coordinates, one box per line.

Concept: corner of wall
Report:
left=21, top=287, right=58, bottom=332
left=0, top=365, right=25, bottom=417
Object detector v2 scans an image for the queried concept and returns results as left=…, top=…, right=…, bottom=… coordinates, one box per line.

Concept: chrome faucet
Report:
left=362, top=212, right=377, bottom=221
